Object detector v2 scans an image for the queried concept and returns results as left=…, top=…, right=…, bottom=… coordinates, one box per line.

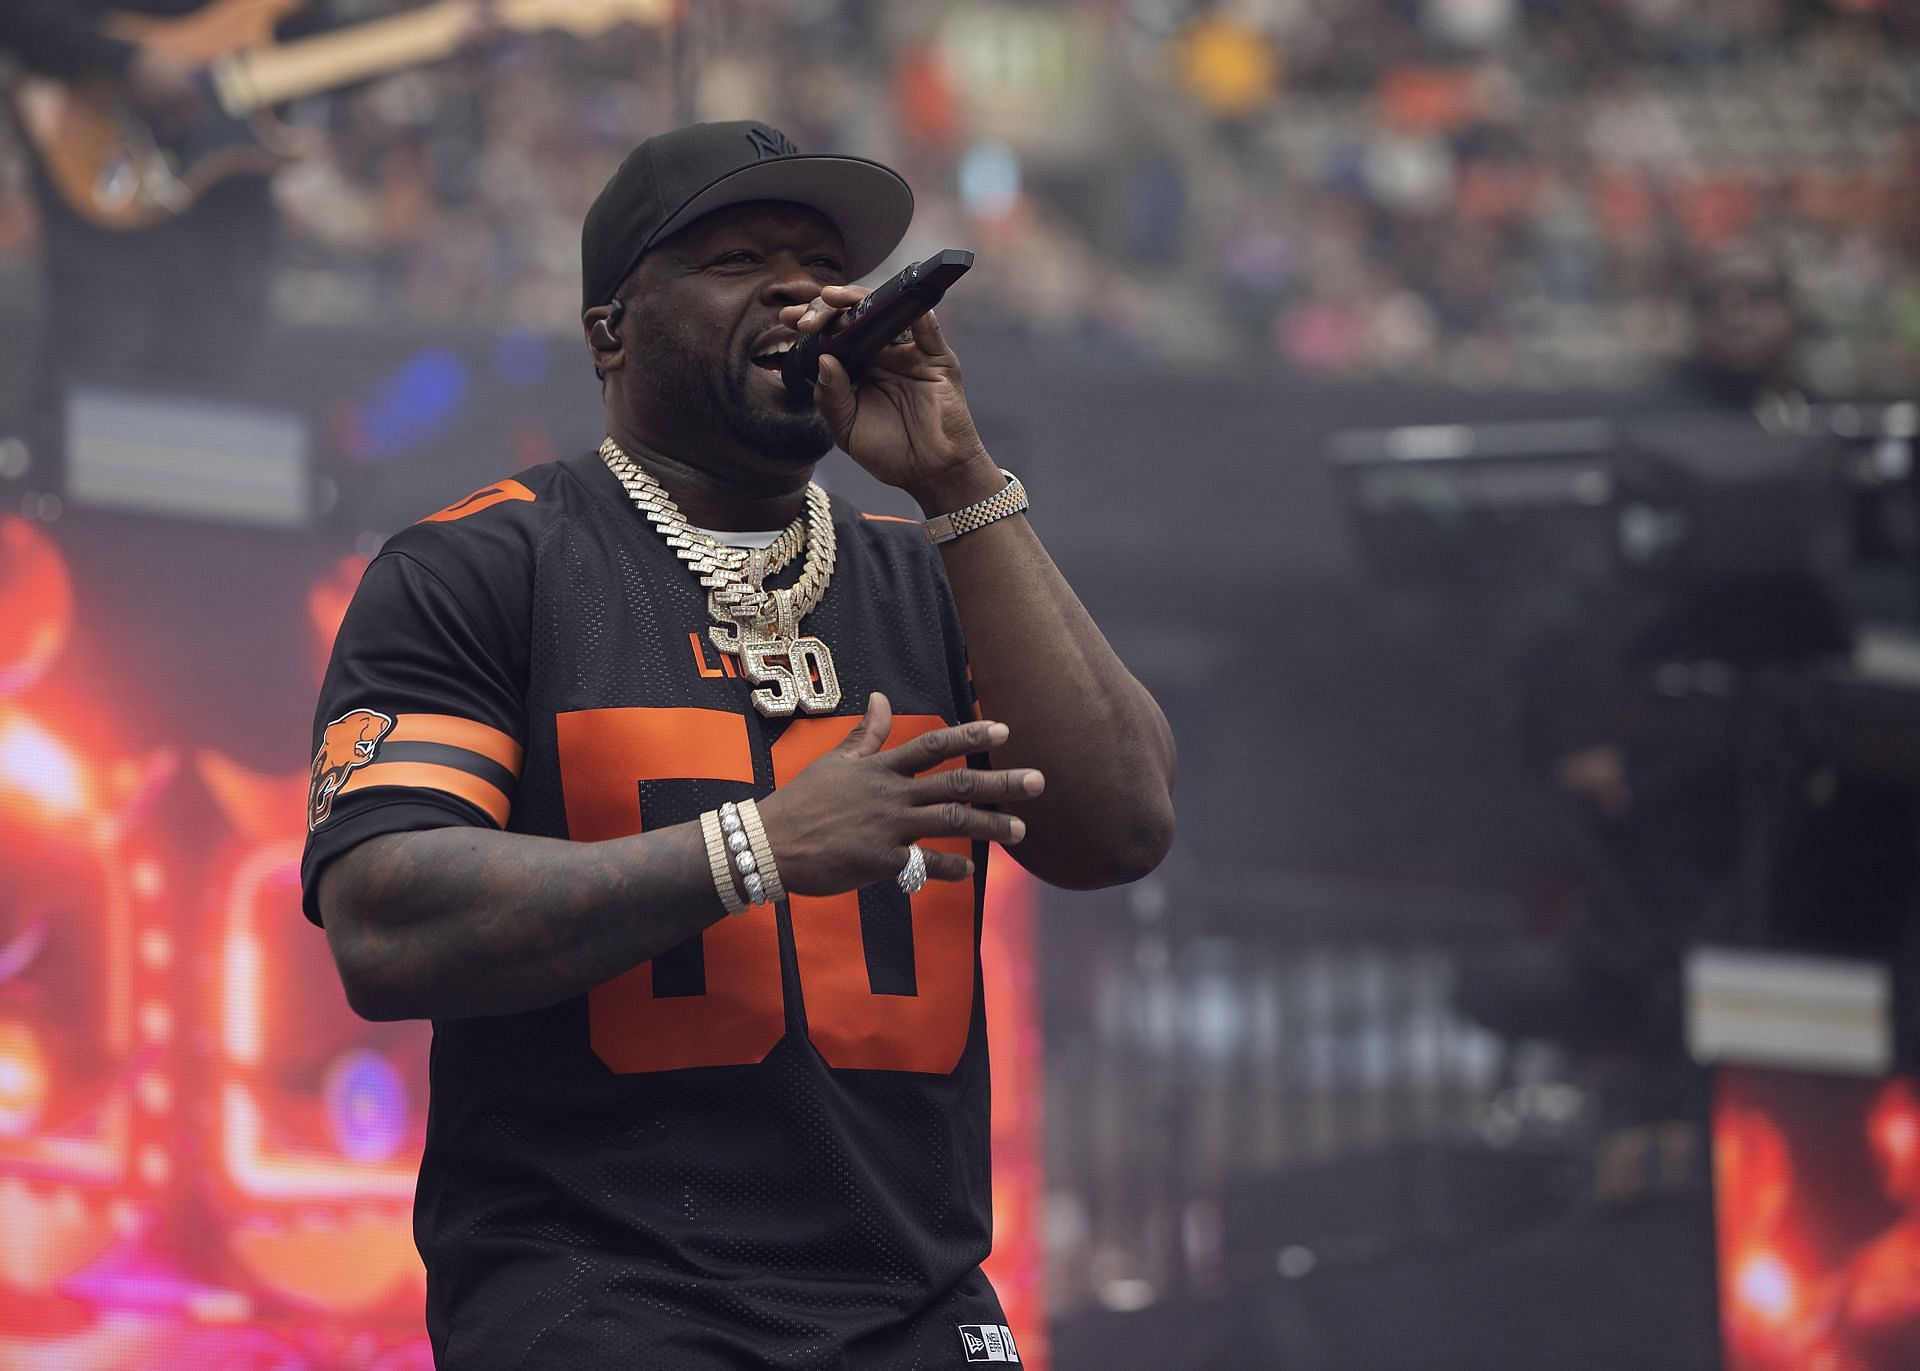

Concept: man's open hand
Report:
left=753, top=691, right=1044, bottom=896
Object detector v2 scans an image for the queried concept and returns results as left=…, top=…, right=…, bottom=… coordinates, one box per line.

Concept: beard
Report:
left=644, top=324, right=834, bottom=467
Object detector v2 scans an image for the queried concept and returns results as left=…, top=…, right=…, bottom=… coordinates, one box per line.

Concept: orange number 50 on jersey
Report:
left=555, top=707, right=975, bottom=1076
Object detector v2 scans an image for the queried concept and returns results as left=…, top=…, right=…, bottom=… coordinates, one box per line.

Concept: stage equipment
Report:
left=1331, top=407, right=1920, bottom=1061
left=66, top=386, right=312, bottom=529
left=1688, top=946, right=1892, bottom=1078
left=1327, top=413, right=1847, bottom=590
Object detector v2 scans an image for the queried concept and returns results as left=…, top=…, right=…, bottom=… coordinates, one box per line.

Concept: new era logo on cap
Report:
left=957, top=1324, right=1020, bottom=1362
left=745, top=124, right=799, bottom=159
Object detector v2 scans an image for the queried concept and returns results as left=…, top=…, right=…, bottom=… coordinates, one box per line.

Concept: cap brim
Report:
left=648, top=155, right=914, bottom=281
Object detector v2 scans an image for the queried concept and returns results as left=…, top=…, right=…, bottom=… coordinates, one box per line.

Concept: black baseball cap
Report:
left=580, top=120, right=915, bottom=313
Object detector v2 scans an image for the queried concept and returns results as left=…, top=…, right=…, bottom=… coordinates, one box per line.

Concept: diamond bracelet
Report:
left=700, top=809, right=748, bottom=916
left=736, top=798, right=785, bottom=905
left=705, top=800, right=785, bottom=912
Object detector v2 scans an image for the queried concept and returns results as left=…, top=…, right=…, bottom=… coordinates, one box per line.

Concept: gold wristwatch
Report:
left=924, top=469, right=1028, bottom=545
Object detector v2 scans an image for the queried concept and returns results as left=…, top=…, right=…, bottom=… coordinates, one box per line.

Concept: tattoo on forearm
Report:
left=332, top=824, right=714, bottom=1020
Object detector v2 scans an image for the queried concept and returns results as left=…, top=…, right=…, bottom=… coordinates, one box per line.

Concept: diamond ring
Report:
left=896, top=844, right=928, bottom=895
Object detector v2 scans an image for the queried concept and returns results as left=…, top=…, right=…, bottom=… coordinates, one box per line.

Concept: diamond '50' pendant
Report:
left=732, top=631, right=842, bottom=718
left=711, top=600, right=841, bottom=719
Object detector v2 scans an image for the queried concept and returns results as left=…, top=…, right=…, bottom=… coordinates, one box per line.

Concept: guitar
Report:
left=12, top=0, right=672, bottom=232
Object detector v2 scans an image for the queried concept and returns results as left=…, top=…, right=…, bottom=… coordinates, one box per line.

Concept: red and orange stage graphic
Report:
left=1715, top=1066, right=1920, bottom=1371
left=0, top=511, right=1046, bottom=1369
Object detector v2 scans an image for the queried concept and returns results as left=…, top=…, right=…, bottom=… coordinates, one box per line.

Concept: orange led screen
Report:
left=1715, top=1065, right=1920, bottom=1371
left=0, top=511, right=1044, bottom=1369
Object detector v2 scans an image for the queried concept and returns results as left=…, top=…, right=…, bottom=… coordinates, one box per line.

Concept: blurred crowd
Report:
left=2, top=0, right=1914, bottom=394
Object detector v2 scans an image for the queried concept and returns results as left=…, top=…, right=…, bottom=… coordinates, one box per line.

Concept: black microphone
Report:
left=781, top=249, right=974, bottom=402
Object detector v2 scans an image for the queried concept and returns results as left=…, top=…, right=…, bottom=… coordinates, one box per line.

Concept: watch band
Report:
left=924, top=469, right=1028, bottom=545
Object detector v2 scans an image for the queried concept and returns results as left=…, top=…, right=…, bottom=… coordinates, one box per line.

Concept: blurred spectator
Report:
left=0, top=0, right=1912, bottom=395
left=1668, top=242, right=1812, bottom=414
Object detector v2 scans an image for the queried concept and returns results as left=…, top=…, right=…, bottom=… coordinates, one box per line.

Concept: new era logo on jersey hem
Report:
left=957, top=1324, right=1019, bottom=1362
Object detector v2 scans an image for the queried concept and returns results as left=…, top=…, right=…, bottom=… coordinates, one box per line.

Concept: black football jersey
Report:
left=300, top=452, right=1014, bottom=1370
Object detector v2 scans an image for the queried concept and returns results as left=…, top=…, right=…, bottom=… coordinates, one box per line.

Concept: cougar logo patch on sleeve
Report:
left=309, top=709, right=394, bottom=830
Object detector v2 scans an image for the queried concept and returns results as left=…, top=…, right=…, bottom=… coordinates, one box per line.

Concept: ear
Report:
left=584, top=303, right=626, bottom=380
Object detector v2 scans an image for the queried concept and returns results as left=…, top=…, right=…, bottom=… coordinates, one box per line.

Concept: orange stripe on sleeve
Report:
left=860, top=512, right=919, bottom=524
left=388, top=714, right=523, bottom=773
left=421, top=480, right=536, bottom=523
left=338, top=761, right=512, bottom=826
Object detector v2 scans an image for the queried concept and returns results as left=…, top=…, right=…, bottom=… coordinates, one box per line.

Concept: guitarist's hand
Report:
left=126, top=48, right=208, bottom=139
left=455, top=1, right=507, bottom=52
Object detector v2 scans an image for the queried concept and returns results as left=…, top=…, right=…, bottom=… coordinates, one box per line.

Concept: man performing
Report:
left=302, top=120, right=1176, bottom=1368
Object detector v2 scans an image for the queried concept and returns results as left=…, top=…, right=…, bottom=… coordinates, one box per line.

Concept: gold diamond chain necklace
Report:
left=600, top=437, right=842, bottom=717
